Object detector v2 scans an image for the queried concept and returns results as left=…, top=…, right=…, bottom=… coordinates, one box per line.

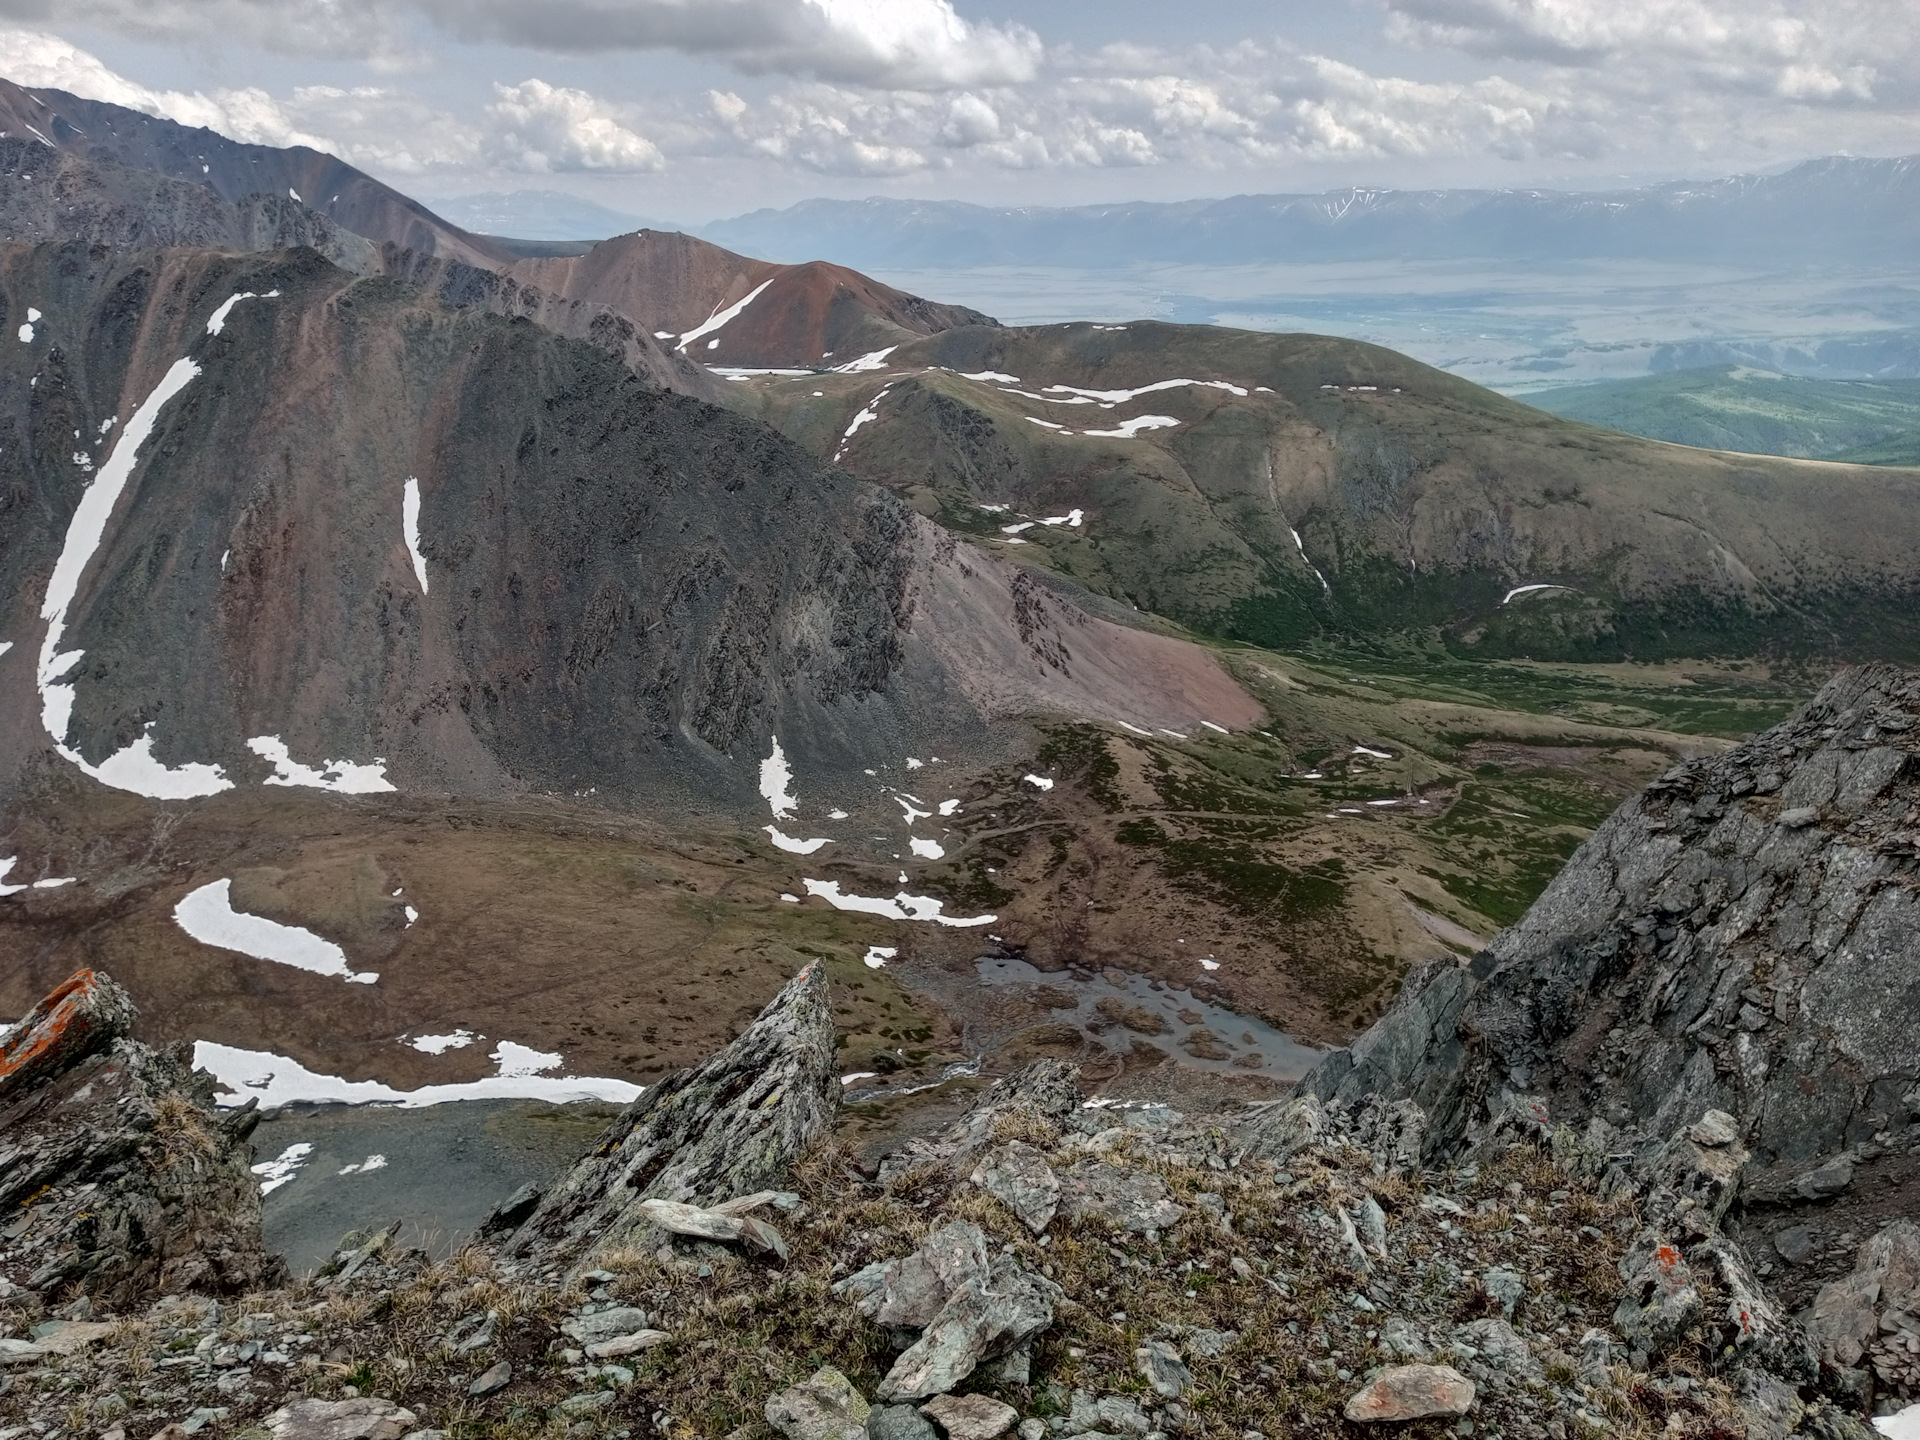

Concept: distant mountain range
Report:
left=1533, top=365, right=1920, bottom=466
left=427, top=189, right=661, bottom=242
left=698, top=156, right=1920, bottom=270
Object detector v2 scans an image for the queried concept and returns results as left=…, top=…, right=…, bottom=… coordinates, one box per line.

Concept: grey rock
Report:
left=1778, top=806, right=1820, bottom=828
left=1182, top=1327, right=1239, bottom=1358
left=1379, top=1318, right=1433, bottom=1361
left=972, top=1142, right=1060, bottom=1234
left=1058, top=1161, right=1186, bottom=1233
left=765, top=1366, right=870, bottom=1440
left=1794, top=1156, right=1855, bottom=1200
left=1018, top=1423, right=1047, bottom=1440
left=838, top=1220, right=993, bottom=1330
left=1775, top=1226, right=1816, bottom=1265
left=1452, top=1318, right=1544, bottom=1388
left=870, top=1404, right=940, bottom=1440
left=1688, top=1110, right=1739, bottom=1147
left=1576, top=1328, right=1615, bottom=1386
left=506, top=963, right=840, bottom=1268
left=1090, top=1397, right=1149, bottom=1436
left=879, top=1061, right=1083, bottom=1182
left=919, top=1393, right=1018, bottom=1440
left=1481, top=1267, right=1525, bottom=1320
left=264, top=1398, right=419, bottom=1440
left=585, top=1329, right=671, bottom=1360
left=466, top=1361, right=511, bottom=1397
left=1134, top=1339, right=1191, bottom=1397
left=1806, top=1219, right=1920, bottom=1369
left=561, top=1307, right=656, bottom=1345
left=560, top=1392, right=615, bottom=1416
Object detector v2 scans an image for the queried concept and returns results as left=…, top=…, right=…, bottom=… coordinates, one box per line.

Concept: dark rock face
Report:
left=0, top=970, right=281, bottom=1306
left=503, top=962, right=839, bottom=1267
left=1307, top=665, right=1920, bottom=1193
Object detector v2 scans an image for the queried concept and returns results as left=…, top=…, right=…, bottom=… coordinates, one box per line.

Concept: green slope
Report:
left=728, top=322, right=1920, bottom=665
left=1529, top=364, right=1920, bottom=463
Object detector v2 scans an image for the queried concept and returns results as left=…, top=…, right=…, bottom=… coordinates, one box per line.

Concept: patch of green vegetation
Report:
left=1529, top=365, right=1920, bottom=464
left=1037, top=725, right=1123, bottom=810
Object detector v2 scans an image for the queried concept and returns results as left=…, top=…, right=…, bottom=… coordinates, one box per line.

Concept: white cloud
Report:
left=0, top=26, right=337, bottom=148
left=487, top=79, right=664, bottom=171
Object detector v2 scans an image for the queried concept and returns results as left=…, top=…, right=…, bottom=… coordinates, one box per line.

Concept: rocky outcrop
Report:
left=1307, top=664, right=1920, bottom=1178
left=502, top=962, right=839, bottom=1268
left=0, top=970, right=281, bottom=1307
left=1303, top=663, right=1920, bottom=1417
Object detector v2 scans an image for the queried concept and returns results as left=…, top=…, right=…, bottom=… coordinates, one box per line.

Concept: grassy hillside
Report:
left=1530, top=364, right=1920, bottom=462
left=728, top=323, right=1920, bottom=664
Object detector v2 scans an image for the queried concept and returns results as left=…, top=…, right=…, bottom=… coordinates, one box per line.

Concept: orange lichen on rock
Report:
left=0, top=968, right=138, bottom=1102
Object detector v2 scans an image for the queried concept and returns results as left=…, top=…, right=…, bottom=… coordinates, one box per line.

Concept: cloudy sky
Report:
left=3, top=0, right=1917, bottom=221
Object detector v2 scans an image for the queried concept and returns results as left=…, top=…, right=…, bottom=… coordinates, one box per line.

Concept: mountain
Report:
left=1530, top=365, right=1920, bottom=465
left=497, top=228, right=998, bottom=368
left=0, top=78, right=997, bottom=371
left=427, top=189, right=663, bottom=242
left=726, top=321, right=1920, bottom=663
left=701, top=155, right=1920, bottom=271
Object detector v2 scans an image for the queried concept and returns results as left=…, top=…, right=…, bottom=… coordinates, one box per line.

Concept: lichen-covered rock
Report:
left=0, top=969, right=137, bottom=1103
left=1058, top=1161, right=1185, bottom=1233
left=504, top=962, right=839, bottom=1267
left=879, top=1060, right=1083, bottom=1182
left=764, top=1366, right=869, bottom=1440
left=265, top=1397, right=418, bottom=1440
left=920, top=1393, right=1018, bottom=1440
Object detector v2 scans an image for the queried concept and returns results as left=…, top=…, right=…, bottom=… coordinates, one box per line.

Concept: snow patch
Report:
left=0, top=858, right=25, bottom=897
left=909, top=836, right=945, bottom=859
left=1001, top=521, right=1035, bottom=534
left=1043, top=378, right=1247, bottom=403
left=37, top=353, right=232, bottom=797
left=337, top=1154, right=388, bottom=1176
left=863, top=946, right=897, bottom=969
left=1023, top=774, right=1055, bottom=791
left=196, top=1041, right=643, bottom=1110
left=1502, top=583, right=1570, bottom=604
left=1117, top=720, right=1153, bottom=736
left=676, top=278, right=774, bottom=351
left=490, top=1040, right=562, bottom=1077
left=905, top=757, right=923, bottom=769
left=1041, top=509, right=1084, bottom=527
left=765, top=826, right=831, bottom=855
left=17, top=307, right=40, bottom=343
left=1353, top=745, right=1394, bottom=759
left=834, top=346, right=897, bottom=373
left=248, top=735, right=395, bottom=793
left=1289, top=526, right=1332, bottom=596
left=760, top=736, right=798, bottom=819
left=801, top=879, right=994, bottom=928
left=32, top=877, right=74, bottom=889
left=174, top=879, right=379, bottom=984
left=252, top=1143, right=312, bottom=1195
left=938, top=799, right=961, bottom=816
left=1201, top=721, right=1230, bottom=734
left=205, top=290, right=276, bottom=336
left=408, top=1030, right=477, bottom=1054
left=402, top=477, right=429, bottom=593
left=1876, top=1403, right=1920, bottom=1439
left=959, top=370, right=1021, bottom=384
left=1082, top=415, right=1179, bottom=439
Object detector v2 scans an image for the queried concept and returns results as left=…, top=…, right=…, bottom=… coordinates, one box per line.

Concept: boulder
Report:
left=919, top=1393, right=1019, bottom=1440
left=1807, top=1219, right=1920, bottom=1370
left=876, top=1255, right=1061, bottom=1401
left=878, top=1060, right=1083, bottom=1182
left=764, top=1366, right=870, bottom=1440
left=585, top=1329, right=671, bottom=1360
left=505, top=962, right=840, bottom=1268
left=265, top=1398, right=419, bottom=1440
left=1342, top=1364, right=1476, bottom=1423
left=561, top=1307, right=656, bottom=1346
left=466, top=1360, right=511, bottom=1397
left=971, top=1142, right=1060, bottom=1234
left=1613, top=1233, right=1704, bottom=1359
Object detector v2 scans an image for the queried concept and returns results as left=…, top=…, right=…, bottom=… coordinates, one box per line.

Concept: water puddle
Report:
left=975, top=956, right=1323, bottom=1081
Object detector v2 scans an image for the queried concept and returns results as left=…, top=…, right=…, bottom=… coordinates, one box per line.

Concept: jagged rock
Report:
left=1690, top=1109, right=1740, bottom=1147
left=0, top=969, right=137, bottom=1103
left=919, top=1392, right=1018, bottom=1440
left=264, top=1398, right=418, bottom=1440
left=1058, top=1161, right=1185, bottom=1233
left=1690, top=1233, right=1817, bottom=1382
left=637, top=1197, right=748, bottom=1240
left=466, top=1360, right=511, bottom=1397
left=1342, top=1364, right=1475, bottom=1422
left=1180, top=1326, right=1239, bottom=1358
left=839, top=1220, right=994, bottom=1329
left=1776, top=1226, right=1816, bottom=1265
left=1134, top=1338, right=1191, bottom=1397
left=870, top=1404, right=940, bottom=1440
left=1230, top=1095, right=1327, bottom=1166
left=0, top=971, right=280, bottom=1307
left=1795, top=1157, right=1856, bottom=1201
left=475, top=1182, right=541, bottom=1238
left=1481, top=1266, right=1524, bottom=1320
left=971, top=1142, right=1060, bottom=1234
left=764, top=1366, right=869, bottom=1440
left=505, top=963, right=839, bottom=1268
